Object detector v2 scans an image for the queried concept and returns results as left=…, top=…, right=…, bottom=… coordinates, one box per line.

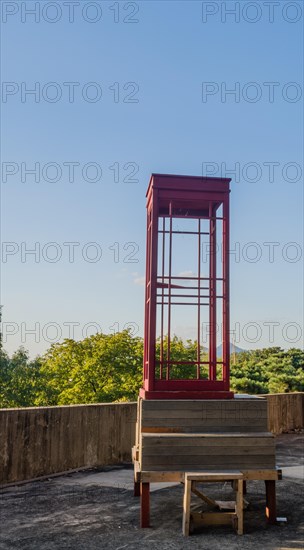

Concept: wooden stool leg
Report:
left=182, top=477, right=192, bottom=536
left=140, top=482, right=150, bottom=528
left=134, top=480, right=140, bottom=497
left=265, top=480, right=277, bottom=524
left=236, top=479, right=244, bottom=535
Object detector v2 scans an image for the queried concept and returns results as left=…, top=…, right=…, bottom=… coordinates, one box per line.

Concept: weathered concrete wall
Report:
left=263, top=392, right=304, bottom=435
left=1, top=393, right=303, bottom=485
left=0, top=402, right=137, bottom=485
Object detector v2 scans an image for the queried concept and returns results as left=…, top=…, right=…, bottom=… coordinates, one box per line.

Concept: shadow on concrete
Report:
left=0, top=435, right=303, bottom=550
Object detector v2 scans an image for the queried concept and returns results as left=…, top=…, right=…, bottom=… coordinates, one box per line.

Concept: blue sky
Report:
left=1, top=0, right=303, bottom=356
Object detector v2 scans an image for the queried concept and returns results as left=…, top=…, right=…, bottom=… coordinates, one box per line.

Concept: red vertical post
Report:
left=167, top=201, right=173, bottom=380
left=265, top=480, right=277, bottom=524
left=160, top=216, right=166, bottom=379
left=209, top=205, right=217, bottom=381
left=143, top=210, right=150, bottom=384
left=140, top=482, right=150, bottom=528
left=197, top=218, right=201, bottom=378
left=147, top=191, right=158, bottom=392
left=222, top=196, right=230, bottom=387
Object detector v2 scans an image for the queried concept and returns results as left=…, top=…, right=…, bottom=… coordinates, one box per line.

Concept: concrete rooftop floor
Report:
left=0, top=434, right=303, bottom=550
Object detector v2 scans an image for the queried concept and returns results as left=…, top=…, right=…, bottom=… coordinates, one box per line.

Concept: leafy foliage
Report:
left=37, top=330, right=143, bottom=405
left=155, top=335, right=209, bottom=379
left=0, top=332, right=303, bottom=408
left=230, top=347, right=304, bottom=394
left=0, top=347, right=43, bottom=408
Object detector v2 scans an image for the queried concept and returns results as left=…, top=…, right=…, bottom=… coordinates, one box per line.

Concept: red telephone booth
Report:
left=140, top=174, right=233, bottom=399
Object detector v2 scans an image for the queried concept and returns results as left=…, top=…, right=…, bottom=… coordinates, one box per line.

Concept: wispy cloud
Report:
left=132, top=272, right=145, bottom=286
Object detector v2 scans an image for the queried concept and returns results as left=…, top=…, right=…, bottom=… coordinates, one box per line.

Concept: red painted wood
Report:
left=153, top=379, right=229, bottom=391
left=142, top=174, right=232, bottom=400
left=140, top=482, right=150, bottom=528
left=140, top=389, right=234, bottom=400
left=265, top=480, right=277, bottom=524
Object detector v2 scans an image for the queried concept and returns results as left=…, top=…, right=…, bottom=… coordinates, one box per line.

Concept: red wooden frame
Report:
left=140, top=174, right=233, bottom=399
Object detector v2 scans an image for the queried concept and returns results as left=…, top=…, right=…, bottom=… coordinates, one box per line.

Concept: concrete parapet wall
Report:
left=263, top=392, right=304, bottom=435
left=0, top=402, right=137, bottom=485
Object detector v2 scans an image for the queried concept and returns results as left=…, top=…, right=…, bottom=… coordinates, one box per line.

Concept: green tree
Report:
left=1, top=329, right=303, bottom=407
left=155, top=335, right=208, bottom=379
left=0, top=347, right=43, bottom=408
left=230, top=347, right=304, bottom=394
left=39, top=329, right=143, bottom=405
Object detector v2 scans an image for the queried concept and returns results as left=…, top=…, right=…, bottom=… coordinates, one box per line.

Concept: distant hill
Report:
left=216, top=343, right=245, bottom=358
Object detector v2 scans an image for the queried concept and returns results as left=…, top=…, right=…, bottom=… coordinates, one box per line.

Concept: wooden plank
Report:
left=186, top=471, right=243, bottom=481
left=142, top=432, right=273, bottom=440
left=142, top=426, right=268, bottom=433
left=191, top=485, right=217, bottom=507
left=182, top=477, right=192, bottom=536
left=132, top=445, right=139, bottom=461
left=142, top=436, right=274, bottom=447
left=134, top=460, right=141, bottom=483
left=142, top=464, right=276, bottom=472
left=142, top=399, right=266, bottom=410
left=137, top=398, right=142, bottom=448
left=142, top=420, right=268, bottom=431
left=141, top=462, right=277, bottom=474
left=142, top=407, right=267, bottom=421
left=191, top=511, right=236, bottom=526
left=147, top=466, right=276, bottom=475
left=142, top=446, right=274, bottom=456
left=143, top=406, right=267, bottom=415
left=135, top=397, right=140, bottom=448
left=142, top=424, right=268, bottom=432
left=142, top=409, right=267, bottom=419
left=142, top=462, right=276, bottom=472
left=140, top=470, right=184, bottom=483
left=142, top=454, right=275, bottom=465
left=138, top=468, right=281, bottom=483
left=242, top=469, right=281, bottom=481
left=142, top=414, right=267, bottom=423
left=236, top=478, right=244, bottom=534
left=141, top=427, right=181, bottom=433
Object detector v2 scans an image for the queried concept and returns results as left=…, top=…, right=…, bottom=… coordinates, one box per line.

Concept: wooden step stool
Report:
left=182, top=471, right=244, bottom=536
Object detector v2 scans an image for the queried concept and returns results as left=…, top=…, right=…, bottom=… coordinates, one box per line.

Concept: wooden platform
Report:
left=133, top=397, right=281, bottom=529
left=139, top=397, right=269, bottom=433
left=140, top=432, right=275, bottom=471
